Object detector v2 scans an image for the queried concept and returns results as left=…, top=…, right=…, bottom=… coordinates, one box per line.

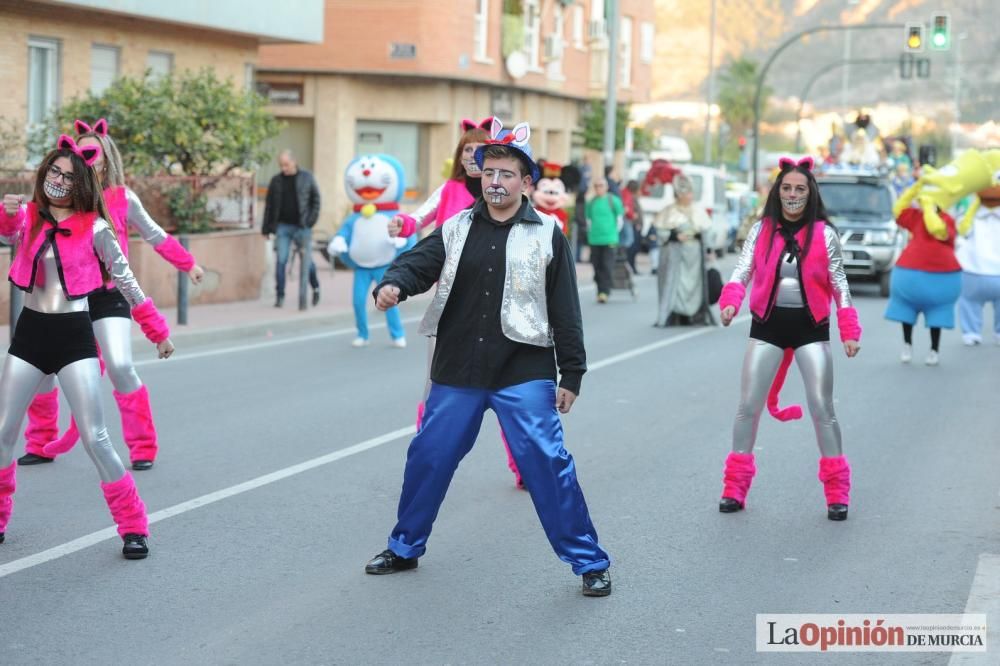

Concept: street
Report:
left=0, top=269, right=998, bottom=666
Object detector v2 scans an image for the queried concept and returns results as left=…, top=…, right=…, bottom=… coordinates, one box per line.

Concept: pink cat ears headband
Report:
left=778, top=156, right=814, bottom=171
left=460, top=117, right=494, bottom=132
left=57, top=134, right=102, bottom=167
left=73, top=118, right=109, bottom=137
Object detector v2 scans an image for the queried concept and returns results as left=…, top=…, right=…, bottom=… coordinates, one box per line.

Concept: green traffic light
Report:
left=932, top=32, right=947, bottom=47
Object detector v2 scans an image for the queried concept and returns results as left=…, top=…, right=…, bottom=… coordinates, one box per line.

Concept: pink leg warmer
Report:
left=42, top=417, right=81, bottom=457
left=100, top=472, right=149, bottom=537
left=114, top=385, right=158, bottom=463
left=0, top=462, right=15, bottom=533
left=499, top=427, right=523, bottom=488
left=818, top=456, right=851, bottom=506
left=721, top=451, right=756, bottom=506
left=23, top=388, right=60, bottom=457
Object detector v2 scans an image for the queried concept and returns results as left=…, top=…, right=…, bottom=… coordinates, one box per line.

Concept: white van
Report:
left=636, top=164, right=729, bottom=256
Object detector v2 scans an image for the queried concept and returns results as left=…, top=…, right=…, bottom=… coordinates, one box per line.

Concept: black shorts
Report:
left=8, top=308, right=98, bottom=375
left=750, top=306, right=830, bottom=349
left=88, top=288, right=131, bottom=321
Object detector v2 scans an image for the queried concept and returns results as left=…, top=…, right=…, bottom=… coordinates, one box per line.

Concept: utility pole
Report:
left=602, top=0, right=619, bottom=170
left=703, top=0, right=716, bottom=165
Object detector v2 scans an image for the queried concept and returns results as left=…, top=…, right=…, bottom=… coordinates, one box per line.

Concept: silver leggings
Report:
left=37, top=315, right=143, bottom=396
left=731, top=339, right=843, bottom=457
left=0, top=355, right=126, bottom=482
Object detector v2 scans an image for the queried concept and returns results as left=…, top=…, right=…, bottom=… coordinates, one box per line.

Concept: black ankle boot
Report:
left=827, top=504, right=848, bottom=521
left=17, top=453, right=54, bottom=465
left=719, top=497, right=743, bottom=513
left=122, top=533, right=149, bottom=559
left=365, top=549, right=418, bottom=574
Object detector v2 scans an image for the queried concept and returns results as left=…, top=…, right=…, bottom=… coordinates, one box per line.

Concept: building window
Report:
left=640, top=21, right=655, bottom=63
left=620, top=16, right=633, bottom=88
left=28, top=37, right=60, bottom=127
left=355, top=120, right=428, bottom=200
left=90, top=44, right=120, bottom=95
left=147, top=50, right=174, bottom=80
left=474, top=0, right=490, bottom=61
left=546, top=4, right=565, bottom=80
left=590, top=0, right=607, bottom=42
left=572, top=5, right=584, bottom=49
left=523, top=0, right=541, bottom=70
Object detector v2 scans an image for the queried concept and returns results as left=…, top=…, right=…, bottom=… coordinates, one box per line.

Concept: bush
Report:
left=29, top=68, right=282, bottom=178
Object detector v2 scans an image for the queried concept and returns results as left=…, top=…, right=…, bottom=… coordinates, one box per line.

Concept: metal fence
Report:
left=0, top=173, right=256, bottom=232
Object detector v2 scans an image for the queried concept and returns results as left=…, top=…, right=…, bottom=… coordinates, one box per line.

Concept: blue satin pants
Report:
left=388, top=380, right=610, bottom=575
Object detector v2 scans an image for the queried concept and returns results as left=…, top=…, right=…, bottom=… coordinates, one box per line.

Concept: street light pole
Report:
left=602, top=0, right=620, bottom=170
left=702, top=0, right=716, bottom=165
left=751, top=22, right=903, bottom=189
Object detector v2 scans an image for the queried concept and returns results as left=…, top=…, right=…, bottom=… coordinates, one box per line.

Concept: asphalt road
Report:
left=0, top=267, right=997, bottom=666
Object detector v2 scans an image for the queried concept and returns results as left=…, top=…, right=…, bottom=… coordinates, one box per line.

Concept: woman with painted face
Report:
left=715, top=157, right=862, bottom=521
left=0, top=136, right=173, bottom=558
left=384, top=117, right=526, bottom=487
left=18, top=119, right=203, bottom=470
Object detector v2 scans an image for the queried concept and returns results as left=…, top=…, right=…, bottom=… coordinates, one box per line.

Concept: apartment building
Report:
left=0, top=0, right=323, bottom=163
left=257, top=0, right=655, bottom=232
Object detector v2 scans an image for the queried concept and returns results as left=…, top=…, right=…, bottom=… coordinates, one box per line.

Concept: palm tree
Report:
left=717, top=57, right=770, bottom=139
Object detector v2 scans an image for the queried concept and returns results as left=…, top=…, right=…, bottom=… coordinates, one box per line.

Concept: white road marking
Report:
left=948, top=553, right=1000, bottom=665
left=0, top=314, right=744, bottom=578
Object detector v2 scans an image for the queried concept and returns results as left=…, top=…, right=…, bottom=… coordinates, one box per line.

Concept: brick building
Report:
left=257, top=0, right=655, bottom=234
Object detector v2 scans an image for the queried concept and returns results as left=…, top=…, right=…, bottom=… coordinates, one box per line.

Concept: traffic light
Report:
left=929, top=13, right=950, bottom=50
left=905, top=23, right=924, bottom=52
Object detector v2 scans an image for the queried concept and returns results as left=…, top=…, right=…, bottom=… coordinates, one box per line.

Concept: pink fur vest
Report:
left=7, top=203, right=104, bottom=299
left=103, top=185, right=129, bottom=255
left=747, top=219, right=832, bottom=324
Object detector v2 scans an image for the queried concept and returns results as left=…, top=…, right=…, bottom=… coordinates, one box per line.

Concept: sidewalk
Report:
left=0, top=257, right=603, bottom=349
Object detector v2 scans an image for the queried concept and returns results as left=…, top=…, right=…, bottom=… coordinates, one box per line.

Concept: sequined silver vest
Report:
left=418, top=209, right=556, bottom=347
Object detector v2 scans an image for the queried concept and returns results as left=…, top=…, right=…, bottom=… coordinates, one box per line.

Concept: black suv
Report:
left=816, top=172, right=903, bottom=297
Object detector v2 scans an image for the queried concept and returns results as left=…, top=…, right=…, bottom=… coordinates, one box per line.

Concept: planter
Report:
left=0, top=229, right=267, bottom=324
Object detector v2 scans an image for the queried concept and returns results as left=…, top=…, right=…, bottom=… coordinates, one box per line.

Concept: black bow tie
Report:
left=39, top=209, right=72, bottom=238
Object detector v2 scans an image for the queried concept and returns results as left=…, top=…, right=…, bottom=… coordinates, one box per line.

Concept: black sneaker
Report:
left=131, top=460, right=154, bottom=471
left=582, top=569, right=612, bottom=597
left=365, top=549, right=418, bottom=574
left=312, top=289, right=320, bottom=306
left=17, top=453, right=54, bottom=465
left=122, top=533, right=149, bottom=560
left=274, top=295, right=284, bottom=308
left=0, top=532, right=5, bottom=544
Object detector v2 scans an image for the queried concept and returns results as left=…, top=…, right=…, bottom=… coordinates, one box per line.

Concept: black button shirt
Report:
left=375, top=197, right=586, bottom=394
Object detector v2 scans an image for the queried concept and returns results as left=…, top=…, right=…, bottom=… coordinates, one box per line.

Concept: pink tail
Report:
left=100, top=472, right=149, bottom=537
left=415, top=401, right=425, bottom=432
left=23, top=388, right=60, bottom=457
left=43, top=417, right=81, bottom=457
left=499, top=427, right=523, bottom=489
left=721, top=451, right=756, bottom=506
left=767, top=348, right=803, bottom=422
left=0, top=463, right=15, bottom=532
left=114, top=385, right=158, bottom=463
left=818, top=456, right=851, bottom=506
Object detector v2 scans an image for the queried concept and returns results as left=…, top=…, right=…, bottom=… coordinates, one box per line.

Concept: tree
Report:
left=717, top=57, right=770, bottom=139
left=581, top=100, right=630, bottom=152
left=29, top=68, right=282, bottom=177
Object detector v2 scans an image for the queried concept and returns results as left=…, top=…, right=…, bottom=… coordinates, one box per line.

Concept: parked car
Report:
left=816, top=172, right=902, bottom=297
left=682, top=165, right=730, bottom=257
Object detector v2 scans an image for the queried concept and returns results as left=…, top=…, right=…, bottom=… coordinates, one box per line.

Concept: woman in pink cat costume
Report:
left=387, top=117, right=524, bottom=488
left=716, top=157, right=862, bottom=521
left=19, top=119, right=204, bottom=471
left=0, top=137, right=172, bottom=558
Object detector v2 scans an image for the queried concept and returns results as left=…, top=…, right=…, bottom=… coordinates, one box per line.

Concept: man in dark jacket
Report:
left=262, top=150, right=321, bottom=309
